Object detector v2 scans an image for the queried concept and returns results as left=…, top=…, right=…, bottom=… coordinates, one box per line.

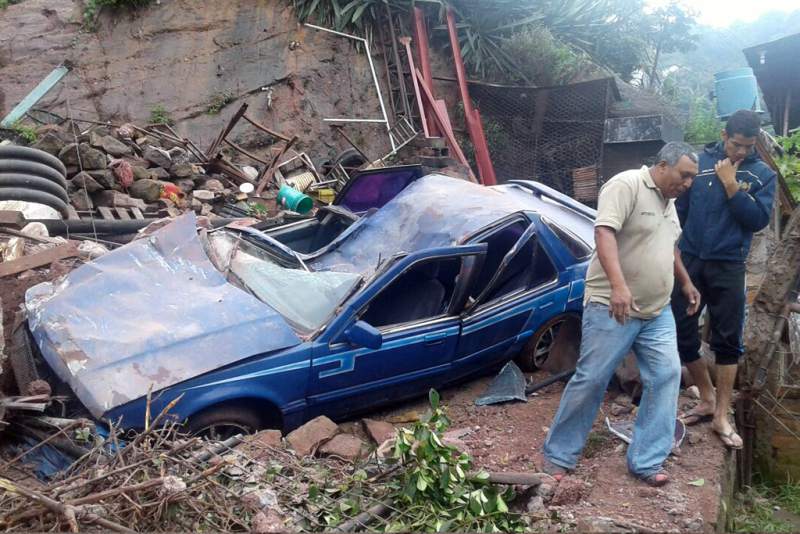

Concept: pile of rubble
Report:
left=27, top=121, right=248, bottom=220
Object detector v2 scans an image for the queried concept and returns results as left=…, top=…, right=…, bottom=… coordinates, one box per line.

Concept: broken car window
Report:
left=207, top=231, right=361, bottom=334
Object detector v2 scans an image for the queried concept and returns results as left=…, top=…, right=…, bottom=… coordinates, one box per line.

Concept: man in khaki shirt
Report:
left=542, top=142, right=700, bottom=487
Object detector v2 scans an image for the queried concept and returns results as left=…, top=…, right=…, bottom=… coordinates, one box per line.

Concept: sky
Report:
left=647, top=0, right=799, bottom=27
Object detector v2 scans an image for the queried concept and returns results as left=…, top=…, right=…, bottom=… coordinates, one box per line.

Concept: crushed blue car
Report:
left=16, top=170, right=595, bottom=437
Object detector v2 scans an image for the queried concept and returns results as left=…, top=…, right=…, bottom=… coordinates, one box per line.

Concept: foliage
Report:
left=500, top=26, right=598, bottom=85
left=684, top=97, right=722, bottom=145
left=732, top=482, right=800, bottom=532
left=148, top=104, right=173, bottom=126
left=10, top=121, right=38, bottom=144
left=776, top=131, right=800, bottom=202
left=206, top=91, right=236, bottom=115
left=384, top=389, right=526, bottom=532
left=83, top=0, right=153, bottom=29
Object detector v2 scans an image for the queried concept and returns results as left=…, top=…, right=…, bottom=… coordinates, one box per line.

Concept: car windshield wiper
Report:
left=232, top=227, right=310, bottom=271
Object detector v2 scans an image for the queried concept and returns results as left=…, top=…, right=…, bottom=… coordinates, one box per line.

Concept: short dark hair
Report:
left=725, top=110, right=761, bottom=138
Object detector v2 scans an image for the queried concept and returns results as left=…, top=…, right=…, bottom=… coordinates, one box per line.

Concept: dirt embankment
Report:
left=0, top=0, right=397, bottom=165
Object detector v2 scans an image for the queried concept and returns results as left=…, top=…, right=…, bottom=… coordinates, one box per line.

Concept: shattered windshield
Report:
left=205, top=230, right=361, bottom=335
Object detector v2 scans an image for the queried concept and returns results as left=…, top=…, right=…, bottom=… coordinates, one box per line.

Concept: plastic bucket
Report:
left=277, top=184, right=313, bottom=214
left=714, top=67, right=762, bottom=119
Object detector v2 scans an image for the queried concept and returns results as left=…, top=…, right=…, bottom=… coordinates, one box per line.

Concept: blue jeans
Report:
left=543, top=302, right=681, bottom=478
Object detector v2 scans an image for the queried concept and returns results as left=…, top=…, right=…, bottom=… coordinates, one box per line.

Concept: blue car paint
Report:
left=67, top=176, right=595, bottom=432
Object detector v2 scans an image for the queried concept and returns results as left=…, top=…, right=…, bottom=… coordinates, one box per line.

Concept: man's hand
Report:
left=714, top=158, right=740, bottom=198
left=681, top=282, right=701, bottom=316
left=609, top=283, right=638, bottom=325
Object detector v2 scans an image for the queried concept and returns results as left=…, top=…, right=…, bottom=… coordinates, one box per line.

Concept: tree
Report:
left=645, top=2, right=698, bottom=90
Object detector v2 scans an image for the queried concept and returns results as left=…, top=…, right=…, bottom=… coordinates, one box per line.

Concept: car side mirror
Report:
left=344, top=321, right=382, bottom=350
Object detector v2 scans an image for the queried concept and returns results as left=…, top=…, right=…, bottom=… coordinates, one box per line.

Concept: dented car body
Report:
left=19, top=171, right=595, bottom=434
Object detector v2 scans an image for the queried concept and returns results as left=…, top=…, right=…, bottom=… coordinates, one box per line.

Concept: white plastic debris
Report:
left=242, top=166, right=259, bottom=181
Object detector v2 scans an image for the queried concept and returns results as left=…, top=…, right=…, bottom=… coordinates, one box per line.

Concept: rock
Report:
left=116, top=123, right=136, bottom=139
left=143, top=146, right=172, bottom=168
left=191, top=198, right=203, bottom=213
left=637, top=487, right=659, bottom=498
left=158, top=476, right=187, bottom=497
left=70, top=190, right=94, bottom=211
left=683, top=518, right=704, bottom=531
left=170, top=162, right=194, bottom=178
left=376, top=437, right=396, bottom=458
left=318, top=434, right=368, bottom=461
left=686, top=385, right=701, bottom=400
left=70, top=172, right=103, bottom=193
left=193, top=189, right=215, bottom=201
left=527, top=495, right=546, bottom=514
left=150, top=166, right=171, bottom=180
left=242, top=488, right=278, bottom=510
left=132, top=166, right=154, bottom=182
left=200, top=203, right=213, bottom=217
left=536, top=483, right=555, bottom=502
left=94, top=190, right=147, bottom=210
left=362, top=419, right=395, bottom=445
left=27, top=379, right=52, bottom=396
left=91, top=134, right=132, bottom=157
left=203, top=178, right=225, bottom=192
left=32, top=132, right=66, bottom=157
left=242, top=165, right=259, bottom=180
left=253, top=429, right=282, bottom=448
left=687, top=431, right=704, bottom=445
left=286, top=415, right=338, bottom=456
left=611, top=403, right=634, bottom=416
left=58, top=143, right=107, bottom=170
left=550, top=476, right=590, bottom=506
left=575, top=516, right=621, bottom=533
left=87, top=170, right=117, bottom=190
left=129, top=179, right=163, bottom=202
left=174, top=178, right=195, bottom=194
left=251, top=510, right=285, bottom=534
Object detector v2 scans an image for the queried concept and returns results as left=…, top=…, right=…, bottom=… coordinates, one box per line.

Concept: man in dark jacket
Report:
left=671, top=110, right=776, bottom=449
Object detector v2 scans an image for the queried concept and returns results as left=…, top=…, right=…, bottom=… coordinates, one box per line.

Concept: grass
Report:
left=583, top=430, right=611, bottom=459
left=149, top=104, right=173, bottom=126
left=206, top=91, right=235, bottom=115
left=732, top=481, right=800, bottom=532
left=10, top=121, right=38, bottom=144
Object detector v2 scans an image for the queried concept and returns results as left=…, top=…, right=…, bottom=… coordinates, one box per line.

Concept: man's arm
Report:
left=715, top=158, right=776, bottom=232
left=595, top=225, right=637, bottom=324
left=674, top=246, right=701, bottom=315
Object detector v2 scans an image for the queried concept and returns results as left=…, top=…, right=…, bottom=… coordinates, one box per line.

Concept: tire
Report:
left=0, top=145, right=67, bottom=178
left=0, top=174, right=69, bottom=203
left=0, top=160, right=68, bottom=189
left=187, top=405, right=265, bottom=440
left=515, top=313, right=581, bottom=372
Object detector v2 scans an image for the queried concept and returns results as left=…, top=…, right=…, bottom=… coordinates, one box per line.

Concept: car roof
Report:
left=311, top=174, right=594, bottom=276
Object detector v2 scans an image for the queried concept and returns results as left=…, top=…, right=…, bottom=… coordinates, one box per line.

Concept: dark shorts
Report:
left=671, top=254, right=746, bottom=366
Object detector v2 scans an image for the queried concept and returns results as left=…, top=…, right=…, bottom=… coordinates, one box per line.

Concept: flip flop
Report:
left=714, top=428, right=743, bottom=450
left=681, top=412, right=713, bottom=426
left=638, top=471, right=669, bottom=487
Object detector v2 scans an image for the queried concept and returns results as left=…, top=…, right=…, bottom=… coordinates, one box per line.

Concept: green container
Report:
left=277, top=184, right=313, bottom=214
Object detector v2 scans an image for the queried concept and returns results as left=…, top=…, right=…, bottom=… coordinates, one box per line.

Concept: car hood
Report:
left=25, top=213, right=301, bottom=418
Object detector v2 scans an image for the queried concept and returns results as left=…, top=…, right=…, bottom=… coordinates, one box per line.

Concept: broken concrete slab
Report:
left=193, top=189, right=215, bottom=202
left=286, top=415, right=338, bottom=457
left=252, top=429, right=282, bottom=448
left=318, top=434, right=368, bottom=461
left=362, top=418, right=395, bottom=445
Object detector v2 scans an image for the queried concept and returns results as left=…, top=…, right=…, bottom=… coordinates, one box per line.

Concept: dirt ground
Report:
left=345, top=372, right=731, bottom=533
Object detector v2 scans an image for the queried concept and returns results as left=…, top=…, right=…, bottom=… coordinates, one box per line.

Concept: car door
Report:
left=451, top=216, right=568, bottom=381
left=305, top=244, right=486, bottom=420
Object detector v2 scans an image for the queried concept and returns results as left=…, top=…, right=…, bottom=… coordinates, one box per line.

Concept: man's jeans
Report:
left=543, top=302, right=681, bottom=478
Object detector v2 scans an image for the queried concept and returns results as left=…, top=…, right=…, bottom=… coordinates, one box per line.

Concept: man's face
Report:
left=722, top=131, right=757, bottom=162
left=658, top=155, right=697, bottom=198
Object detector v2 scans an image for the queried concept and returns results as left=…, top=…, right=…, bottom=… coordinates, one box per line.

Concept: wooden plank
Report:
left=242, top=114, right=292, bottom=142
left=114, top=207, right=131, bottom=220
left=0, top=242, right=80, bottom=278
left=97, top=207, right=115, bottom=220
left=130, top=207, right=145, bottom=220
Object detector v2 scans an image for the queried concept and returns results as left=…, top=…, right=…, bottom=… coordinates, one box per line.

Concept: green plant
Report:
left=83, top=0, right=152, bottom=30
left=10, top=121, right=38, bottom=144
left=149, top=104, right=173, bottom=126
left=206, top=91, right=236, bottom=115
left=732, top=482, right=800, bottom=532
left=777, top=131, right=800, bottom=203
left=385, top=390, right=526, bottom=532
left=685, top=97, right=722, bottom=145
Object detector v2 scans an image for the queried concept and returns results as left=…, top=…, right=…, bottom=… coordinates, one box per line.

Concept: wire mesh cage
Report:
left=467, top=78, right=615, bottom=200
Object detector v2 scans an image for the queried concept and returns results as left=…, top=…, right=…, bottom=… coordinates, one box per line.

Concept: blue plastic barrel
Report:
left=714, top=68, right=762, bottom=119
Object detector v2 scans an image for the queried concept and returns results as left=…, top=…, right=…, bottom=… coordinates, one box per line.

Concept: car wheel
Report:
left=187, top=406, right=262, bottom=440
left=516, top=314, right=581, bottom=372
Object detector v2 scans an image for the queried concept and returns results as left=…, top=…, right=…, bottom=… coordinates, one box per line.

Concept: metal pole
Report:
left=304, top=23, right=396, bottom=152
left=412, top=7, right=439, bottom=137
left=400, top=36, right=430, bottom=138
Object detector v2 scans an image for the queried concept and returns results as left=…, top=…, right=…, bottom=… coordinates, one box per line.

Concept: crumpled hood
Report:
left=25, top=213, right=301, bottom=418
